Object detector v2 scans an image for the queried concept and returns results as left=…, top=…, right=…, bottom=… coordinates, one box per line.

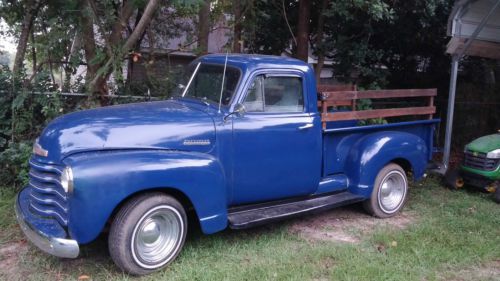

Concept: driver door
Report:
left=231, top=73, right=321, bottom=205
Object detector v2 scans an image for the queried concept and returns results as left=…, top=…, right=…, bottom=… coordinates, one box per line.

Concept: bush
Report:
left=0, top=142, right=32, bottom=188
left=0, top=67, right=80, bottom=189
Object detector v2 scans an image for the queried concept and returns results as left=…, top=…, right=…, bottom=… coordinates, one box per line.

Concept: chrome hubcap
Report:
left=378, top=170, right=407, bottom=214
left=131, top=206, right=183, bottom=269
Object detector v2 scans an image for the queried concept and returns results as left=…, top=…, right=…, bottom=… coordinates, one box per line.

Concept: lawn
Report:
left=0, top=175, right=499, bottom=281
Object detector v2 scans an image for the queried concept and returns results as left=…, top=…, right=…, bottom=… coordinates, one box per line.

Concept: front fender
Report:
left=344, top=131, right=428, bottom=197
left=64, top=150, right=227, bottom=244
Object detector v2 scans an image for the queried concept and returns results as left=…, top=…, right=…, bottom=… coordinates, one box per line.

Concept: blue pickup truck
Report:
left=16, top=54, right=439, bottom=275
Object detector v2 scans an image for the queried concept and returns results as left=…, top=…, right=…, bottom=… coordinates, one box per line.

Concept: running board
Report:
left=228, top=192, right=364, bottom=229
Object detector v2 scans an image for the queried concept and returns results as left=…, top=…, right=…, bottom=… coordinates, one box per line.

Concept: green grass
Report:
left=0, top=188, right=19, bottom=244
left=0, top=176, right=499, bottom=281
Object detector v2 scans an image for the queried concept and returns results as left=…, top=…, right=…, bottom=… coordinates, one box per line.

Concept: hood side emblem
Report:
left=183, top=139, right=211, bottom=146
left=33, top=140, right=49, bottom=157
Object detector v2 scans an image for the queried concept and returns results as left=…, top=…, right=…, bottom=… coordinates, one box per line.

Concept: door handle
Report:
left=298, top=123, right=314, bottom=130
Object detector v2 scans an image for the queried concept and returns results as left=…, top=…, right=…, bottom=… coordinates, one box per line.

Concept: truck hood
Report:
left=466, top=133, right=500, bottom=153
left=36, top=100, right=216, bottom=163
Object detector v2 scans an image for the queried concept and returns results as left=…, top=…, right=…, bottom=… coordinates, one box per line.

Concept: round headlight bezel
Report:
left=60, top=166, right=74, bottom=193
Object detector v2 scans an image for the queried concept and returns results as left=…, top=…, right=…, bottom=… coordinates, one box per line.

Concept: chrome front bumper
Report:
left=15, top=192, right=79, bottom=258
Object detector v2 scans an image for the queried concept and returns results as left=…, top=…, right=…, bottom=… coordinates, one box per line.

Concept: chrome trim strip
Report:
left=29, top=193, right=68, bottom=213
left=29, top=171, right=61, bottom=185
left=29, top=182, right=67, bottom=200
left=15, top=195, right=79, bottom=258
left=29, top=204, right=68, bottom=225
left=29, top=160, right=63, bottom=174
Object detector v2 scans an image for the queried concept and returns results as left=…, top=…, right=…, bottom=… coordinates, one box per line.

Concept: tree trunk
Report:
left=314, top=0, right=329, bottom=83
left=296, top=0, right=310, bottom=62
left=108, top=0, right=136, bottom=49
left=126, top=8, right=145, bottom=87
left=13, top=0, right=40, bottom=75
left=79, top=0, right=98, bottom=81
left=232, top=0, right=242, bottom=53
left=31, top=30, right=36, bottom=75
left=89, top=0, right=160, bottom=101
left=198, top=0, right=210, bottom=54
left=63, top=32, right=81, bottom=92
left=122, top=0, right=159, bottom=52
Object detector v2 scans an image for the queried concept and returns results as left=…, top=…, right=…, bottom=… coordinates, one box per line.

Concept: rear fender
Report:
left=344, top=131, right=428, bottom=197
left=64, top=150, right=227, bottom=244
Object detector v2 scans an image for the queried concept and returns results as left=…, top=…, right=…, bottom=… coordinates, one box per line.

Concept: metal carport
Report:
left=442, top=0, right=500, bottom=171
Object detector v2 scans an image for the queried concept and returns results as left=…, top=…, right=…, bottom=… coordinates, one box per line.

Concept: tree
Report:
left=295, top=0, right=310, bottom=62
left=232, top=0, right=242, bottom=52
left=83, top=0, right=161, bottom=99
left=312, top=0, right=329, bottom=83
left=240, top=0, right=298, bottom=55
left=316, top=0, right=454, bottom=89
left=12, top=0, right=42, bottom=75
left=198, top=0, right=210, bottom=54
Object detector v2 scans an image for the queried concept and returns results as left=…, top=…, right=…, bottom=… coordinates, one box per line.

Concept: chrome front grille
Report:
left=28, top=159, right=69, bottom=226
left=463, top=150, right=500, bottom=171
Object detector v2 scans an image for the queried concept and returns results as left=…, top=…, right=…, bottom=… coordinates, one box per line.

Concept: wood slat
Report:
left=322, top=106, right=436, bottom=121
left=317, top=84, right=356, bottom=92
left=317, top=100, right=352, bottom=107
left=319, top=89, right=437, bottom=101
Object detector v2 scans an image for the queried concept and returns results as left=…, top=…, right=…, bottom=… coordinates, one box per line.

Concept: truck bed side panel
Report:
left=322, top=119, right=438, bottom=197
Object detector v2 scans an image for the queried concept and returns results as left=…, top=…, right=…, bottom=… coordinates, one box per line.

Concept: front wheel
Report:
left=363, top=163, right=408, bottom=218
left=108, top=193, right=187, bottom=276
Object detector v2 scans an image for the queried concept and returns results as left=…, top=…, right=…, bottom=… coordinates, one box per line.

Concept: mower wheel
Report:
left=444, top=168, right=464, bottom=190
left=494, top=184, right=500, bottom=204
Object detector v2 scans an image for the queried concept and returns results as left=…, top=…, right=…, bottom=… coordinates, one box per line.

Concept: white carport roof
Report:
left=441, top=0, right=500, bottom=171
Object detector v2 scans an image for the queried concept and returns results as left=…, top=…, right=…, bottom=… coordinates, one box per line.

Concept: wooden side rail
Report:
left=318, top=88, right=437, bottom=129
left=317, top=84, right=357, bottom=92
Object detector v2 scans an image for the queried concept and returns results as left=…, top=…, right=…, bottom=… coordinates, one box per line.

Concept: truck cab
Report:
left=16, top=54, right=439, bottom=275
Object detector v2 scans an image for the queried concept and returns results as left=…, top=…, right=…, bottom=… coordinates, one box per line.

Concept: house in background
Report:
left=127, top=13, right=337, bottom=87
left=127, top=14, right=232, bottom=84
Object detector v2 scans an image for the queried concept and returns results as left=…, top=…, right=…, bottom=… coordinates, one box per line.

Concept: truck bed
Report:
left=316, top=88, right=439, bottom=195
left=322, top=119, right=439, bottom=176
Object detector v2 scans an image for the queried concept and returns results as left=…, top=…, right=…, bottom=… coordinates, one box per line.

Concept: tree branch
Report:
left=89, top=0, right=160, bottom=92
left=282, top=0, right=297, bottom=47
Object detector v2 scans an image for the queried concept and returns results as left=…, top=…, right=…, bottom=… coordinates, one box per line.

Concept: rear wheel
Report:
left=108, top=193, right=187, bottom=276
left=364, top=163, right=408, bottom=218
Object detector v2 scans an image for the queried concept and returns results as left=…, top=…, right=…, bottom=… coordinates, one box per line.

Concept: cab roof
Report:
left=195, top=54, right=311, bottom=73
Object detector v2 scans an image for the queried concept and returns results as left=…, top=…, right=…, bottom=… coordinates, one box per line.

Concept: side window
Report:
left=243, top=76, right=265, bottom=112
left=243, top=75, right=304, bottom=113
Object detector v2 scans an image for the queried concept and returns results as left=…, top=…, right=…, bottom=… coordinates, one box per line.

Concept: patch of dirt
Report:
left=440, top=260, right=500, bottom=281
left=288, top=205, right=416, bottom=244
left=0, top=240, right=29, bottom=279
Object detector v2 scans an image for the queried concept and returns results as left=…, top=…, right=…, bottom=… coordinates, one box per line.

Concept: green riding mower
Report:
left=445, top=132, right=500, bottom=203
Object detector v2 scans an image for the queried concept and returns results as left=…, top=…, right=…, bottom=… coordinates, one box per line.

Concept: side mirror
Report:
left=233, top=103, right=246, bottom=117
left=224, top=103, right=246, bottom=121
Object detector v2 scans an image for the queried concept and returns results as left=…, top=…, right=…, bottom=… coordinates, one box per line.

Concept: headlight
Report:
left=61, top=166, right=74, bottom=193
left=487, top=149, right=500, bottom=159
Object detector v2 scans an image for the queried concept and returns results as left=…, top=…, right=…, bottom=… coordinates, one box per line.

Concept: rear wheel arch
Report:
left=389, top=158, right=414, bottom=179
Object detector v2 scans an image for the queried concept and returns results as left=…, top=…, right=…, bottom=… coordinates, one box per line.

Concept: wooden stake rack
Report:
left=317, top=88, right=437, bottom=129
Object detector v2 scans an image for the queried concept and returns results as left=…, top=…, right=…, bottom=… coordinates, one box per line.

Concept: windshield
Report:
left=180, top=63, right=241, bottom=106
